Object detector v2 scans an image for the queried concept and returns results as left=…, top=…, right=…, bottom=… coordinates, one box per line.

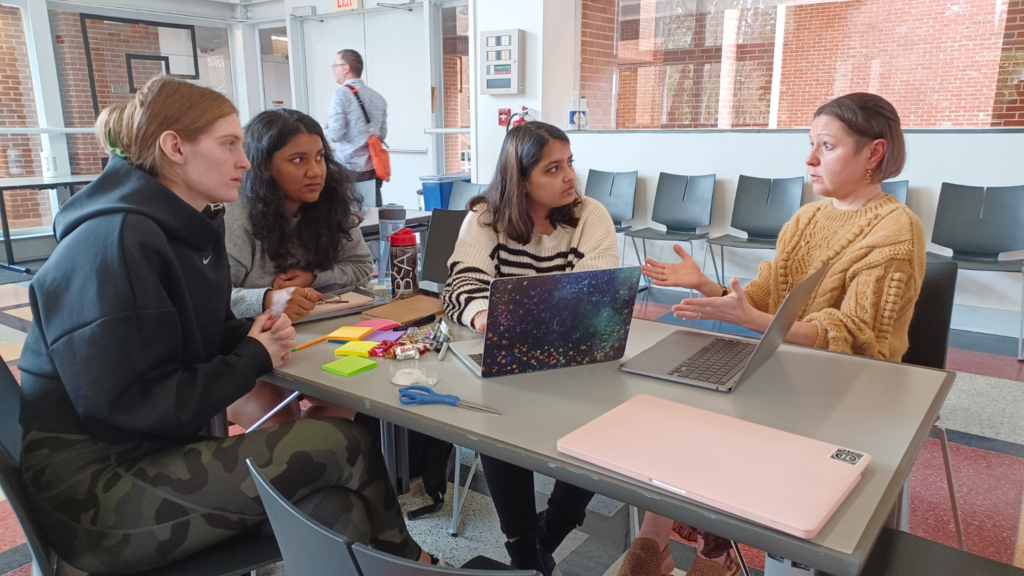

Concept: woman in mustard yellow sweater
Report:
left=620, top=93, right=927, bottom=576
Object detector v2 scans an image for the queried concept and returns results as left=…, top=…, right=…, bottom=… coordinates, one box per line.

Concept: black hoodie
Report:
left=18, top=156, right=272, bottom=445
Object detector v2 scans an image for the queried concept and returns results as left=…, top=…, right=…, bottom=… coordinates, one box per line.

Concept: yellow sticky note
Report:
left=326, top=325, right=373, bottom=342
left=335, top=340, right=380, bottom=358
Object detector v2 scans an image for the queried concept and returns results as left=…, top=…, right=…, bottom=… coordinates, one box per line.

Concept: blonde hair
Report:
left=95, top=76, right=238, bottom=176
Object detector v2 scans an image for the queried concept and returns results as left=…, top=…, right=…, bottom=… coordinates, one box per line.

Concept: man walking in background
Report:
left=327, top=49, right=387, bottom=206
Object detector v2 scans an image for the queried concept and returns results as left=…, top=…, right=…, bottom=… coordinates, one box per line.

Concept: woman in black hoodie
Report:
left=17, top=76, right=427, bottom=574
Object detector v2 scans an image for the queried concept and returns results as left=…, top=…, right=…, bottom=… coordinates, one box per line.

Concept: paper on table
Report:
left=356, top=318, right=401, bottom=331
left=295, top=291, right=375, bottom=324
left=322, top=356, right=377, bottom=377
left=335, top=340, right=380, bottom=358
left=327, top=325, right=374, bottom=342
left=366, top=329, right=407, bottom=342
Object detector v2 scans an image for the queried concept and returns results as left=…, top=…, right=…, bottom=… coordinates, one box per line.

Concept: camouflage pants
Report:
left=21, top=417, right=421, bottom=575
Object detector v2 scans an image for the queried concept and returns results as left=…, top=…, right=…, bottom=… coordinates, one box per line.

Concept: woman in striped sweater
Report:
left=442, top=121, right=619, bottom=575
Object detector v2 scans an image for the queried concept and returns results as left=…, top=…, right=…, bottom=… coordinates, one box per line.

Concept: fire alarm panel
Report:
left=480, top=29, right=524, bottom=95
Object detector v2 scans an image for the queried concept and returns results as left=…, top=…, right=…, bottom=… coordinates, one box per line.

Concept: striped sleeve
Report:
left=442, top=207, right=498, bottom=327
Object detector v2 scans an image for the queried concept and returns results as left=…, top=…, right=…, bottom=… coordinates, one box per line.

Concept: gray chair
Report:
left=246, top=458, right=526, bottom=575
left=882, top=180, right=909, bottom=205
left=623, top=173, right=716, bottom=290
left=448, top=181, right=486, bottom=211
left=925, top=182, right=1024, bottom=361
left=353, top=543, right=537, bottom=575
left=246, top=458, right=361, bottom=576
left=356, top=179, right=379, bottom=208
left=584, top=169, right=639, bottom=231
left=899, top=261, right=964, bottom=549
left=705, top=175, right=804, bottom=284
left=0, top=359, right=281, bottom=576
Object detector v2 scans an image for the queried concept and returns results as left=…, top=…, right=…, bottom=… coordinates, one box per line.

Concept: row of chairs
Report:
left=580, top=170, right=1024, bottom=361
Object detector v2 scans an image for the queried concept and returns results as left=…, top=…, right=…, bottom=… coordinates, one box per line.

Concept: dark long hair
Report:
left=469, top=121, right=580, bottom=245
left=241, top=109, right=362, bottom=273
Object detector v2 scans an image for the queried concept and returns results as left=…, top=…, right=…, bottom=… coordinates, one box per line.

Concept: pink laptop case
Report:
left=557, top=395, right=871, bottom=539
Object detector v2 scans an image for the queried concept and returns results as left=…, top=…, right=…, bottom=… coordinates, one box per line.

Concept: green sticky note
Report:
left=322, top=356, right=377, bottom=377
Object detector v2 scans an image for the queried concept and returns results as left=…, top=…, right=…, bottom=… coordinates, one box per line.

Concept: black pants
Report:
left=353, top=168, right=383, bottom=207
left=480, top=454, right=594, bottom=542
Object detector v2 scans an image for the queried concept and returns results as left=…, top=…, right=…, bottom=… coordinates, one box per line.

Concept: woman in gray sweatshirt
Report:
left=225, top=109, right=373, bottom=428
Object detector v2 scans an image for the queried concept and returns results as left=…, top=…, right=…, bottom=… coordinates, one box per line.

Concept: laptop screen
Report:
left=420, top=209, right=468, bottom=291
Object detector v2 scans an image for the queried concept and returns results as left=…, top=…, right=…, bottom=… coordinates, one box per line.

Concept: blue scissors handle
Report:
left=398, top=385, right=459, bottom=407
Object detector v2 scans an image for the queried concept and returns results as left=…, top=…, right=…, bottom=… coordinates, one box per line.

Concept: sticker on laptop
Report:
left=829, top=448, right=864, bottom=465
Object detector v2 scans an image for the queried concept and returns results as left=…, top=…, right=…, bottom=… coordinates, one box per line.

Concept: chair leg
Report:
left=934, top=425, right=965, bottom=550
left=1018, top=267, right=1023, bottom=361
left=720, top=245, right=726, bottom=283
left=686, top=241, right=695, bottom=300
left=245, top=390, right=302, bottom=433
left=708, top=244, right=722, bottom=285
left=632, top=237, right=650, bottom=291
left=731, top=540, right=752, bottom=576
left=449, top=445, right=462, bottom=536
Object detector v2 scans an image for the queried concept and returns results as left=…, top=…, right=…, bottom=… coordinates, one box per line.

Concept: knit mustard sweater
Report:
left=743, top=194, right=926, bottom=361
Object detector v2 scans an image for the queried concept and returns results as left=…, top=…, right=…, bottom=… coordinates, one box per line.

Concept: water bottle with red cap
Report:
left=388, top=227, right=418, bottom=299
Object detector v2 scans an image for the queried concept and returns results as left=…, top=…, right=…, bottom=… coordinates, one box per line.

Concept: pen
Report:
left=292, top=335, right=327, bottom=352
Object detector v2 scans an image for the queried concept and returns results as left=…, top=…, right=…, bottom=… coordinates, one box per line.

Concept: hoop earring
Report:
left=864, top=168, right=873, bottom=183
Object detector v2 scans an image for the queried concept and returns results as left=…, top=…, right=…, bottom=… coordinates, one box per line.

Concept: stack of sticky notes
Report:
left=366, top=329, right=407, bottom=342
left=356, top=318, right=401, bottom=331
left=322, top=356, right=377, bottom=377
left=335, top=340, right=380, bottom=358
left=326, top=325, right=374, bottom=343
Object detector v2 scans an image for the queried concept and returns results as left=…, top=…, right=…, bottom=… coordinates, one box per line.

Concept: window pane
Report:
left=259, top=27, right=292, bottom=110
left=49, top=11, right=234, bottom=174
left=0, top=5, right=44, bottom=180
left=442, top=6, right=470, bottom=174
left=583, top=0, right=1021, bottom=130
left=4, top=186, right=54, bottom=232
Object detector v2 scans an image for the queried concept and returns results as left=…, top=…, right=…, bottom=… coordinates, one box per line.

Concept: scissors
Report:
left=398, top=385, right=502, bottom=415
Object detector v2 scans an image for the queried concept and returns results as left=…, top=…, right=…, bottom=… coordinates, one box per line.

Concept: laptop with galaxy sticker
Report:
left=450, top=267, right=642, bottom=378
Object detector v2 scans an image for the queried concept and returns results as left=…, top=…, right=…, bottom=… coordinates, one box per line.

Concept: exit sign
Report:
left=335, top=0, right=362, bottom=9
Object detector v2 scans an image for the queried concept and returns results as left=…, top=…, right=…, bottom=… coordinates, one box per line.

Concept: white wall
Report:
left=474, top=0, right=546, bottom=182
left=568, top=130, right=1024, bottom=327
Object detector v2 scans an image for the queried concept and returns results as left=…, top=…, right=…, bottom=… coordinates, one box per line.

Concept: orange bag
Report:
left=346, top=85, right=391, bottom=182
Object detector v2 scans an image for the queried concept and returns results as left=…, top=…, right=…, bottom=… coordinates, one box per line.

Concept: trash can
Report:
left=419, top=172, right=470, bottom=211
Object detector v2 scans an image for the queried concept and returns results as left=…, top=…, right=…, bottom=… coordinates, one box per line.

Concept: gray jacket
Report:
left=326, top=78, right=387, bottom=172
left=225, top=200, right=374, bottom=318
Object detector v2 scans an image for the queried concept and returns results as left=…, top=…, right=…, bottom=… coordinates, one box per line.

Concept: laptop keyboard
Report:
left=669, top=338, right=755, bottom=384
left=469, top=353, right=484, bottom=365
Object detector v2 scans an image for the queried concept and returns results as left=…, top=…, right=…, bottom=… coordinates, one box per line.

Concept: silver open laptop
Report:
left=451, top=267, right=641, bottom=378
left=621, top=264, right=828, bottom=392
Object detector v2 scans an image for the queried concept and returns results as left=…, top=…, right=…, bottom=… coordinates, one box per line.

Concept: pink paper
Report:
left=356, top=318, right=401, bottom=331
left=366, top=329, right=408, bottom=342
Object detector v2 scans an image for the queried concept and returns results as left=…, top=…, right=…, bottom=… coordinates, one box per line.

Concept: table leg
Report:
left=381, top=420, right=398, bottom=490
left=0, top=189, right=29, bottom=274
left=396, top=425, right=410, bottom=495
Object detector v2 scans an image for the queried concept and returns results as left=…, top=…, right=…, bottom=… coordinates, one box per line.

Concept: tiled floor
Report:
left=2, top=285, right=1024, bottom=576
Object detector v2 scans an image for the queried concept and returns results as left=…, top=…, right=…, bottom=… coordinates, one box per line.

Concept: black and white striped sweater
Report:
left=442, top=197, right=620, bottom=327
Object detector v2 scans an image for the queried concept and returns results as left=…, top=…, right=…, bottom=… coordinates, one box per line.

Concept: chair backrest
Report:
left=421, top=209, right=469, bottom=289
left=902, top=261, right=958, bottom=370
left=931, top=183, right=1024, bottom=259
left=355, top=180, right=379, bottom=208
left=584, top=169, right=638, bottom=226
left=881, top=180, right=908, bottom=205
left=246, top=458, right=361, bottom=576
left=0, top=360, right=56, bottom=576
left=651, top=173, right=716, bottom=234
left=352, top=543, right=538, bottom=576
left=448, top=181, right=485, bottom=211
left=730, top=175, right=803, bottom=240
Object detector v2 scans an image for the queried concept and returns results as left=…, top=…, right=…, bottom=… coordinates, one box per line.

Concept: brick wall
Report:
left=777, top=0, right=1006, bottom=129
left=50, top=11, right=163, bottom=174
left=992, top=0, right=1024, bottom=126
left=443, top=35, right=469, bottom=174
left=0, top=5, right=50, bottom=230
left=584, top=0, right=1012, bottom=130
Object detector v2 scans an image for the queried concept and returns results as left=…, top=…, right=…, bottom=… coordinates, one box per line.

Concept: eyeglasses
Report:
left=332, top=64, right=347, bottom=69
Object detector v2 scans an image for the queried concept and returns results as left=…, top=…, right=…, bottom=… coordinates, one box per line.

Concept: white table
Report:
left=264, top=316, right=955, bottom=575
